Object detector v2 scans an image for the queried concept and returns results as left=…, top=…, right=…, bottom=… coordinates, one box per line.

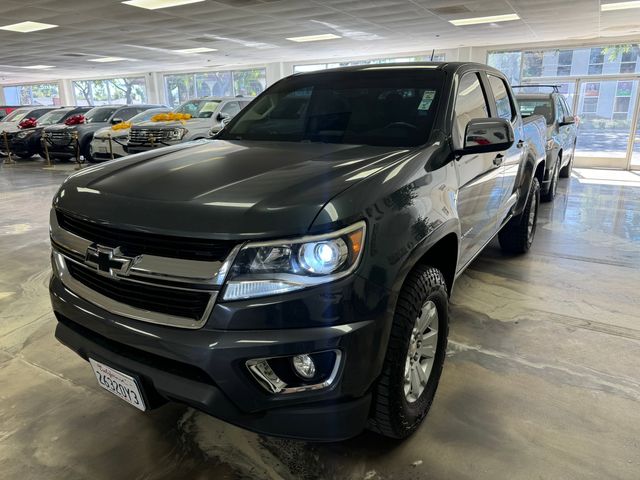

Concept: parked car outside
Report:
left=42, top=104, right=162, bottom=163
left=90, top=107, right=171, bottom=162
left=5, top=106, right=92, bottom=159
left=514, top=85, right=578, bottom=201
left=0, top=106, right=57, bottom=154
left=50, top=62, right=546, bottom=441
left=127, top=97, right=249, bottom=154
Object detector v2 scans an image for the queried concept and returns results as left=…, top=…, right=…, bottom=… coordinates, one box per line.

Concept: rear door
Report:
left=557, top=96, right=576, bottom=161
left=454, top=71, right=504, bottom=269
left=485, top=73, right=523, bottom=228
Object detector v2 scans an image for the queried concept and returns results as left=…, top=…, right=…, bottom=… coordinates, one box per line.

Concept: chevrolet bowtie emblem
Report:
left=85, top=245, right=137, bottom=279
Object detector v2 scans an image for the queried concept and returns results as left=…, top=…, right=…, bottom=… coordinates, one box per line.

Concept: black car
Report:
left=0, top=106, right=57, bottom=154
left=514, top=85, right=578, bottom=201
left=6, top=106, right=92, bottom=159
left=43, top=104, right=162, bottom=162
left=50, top=63, right=547, bottom=441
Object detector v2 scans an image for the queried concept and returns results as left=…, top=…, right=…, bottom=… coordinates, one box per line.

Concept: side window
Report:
left=555, top=97, right=566, bottom=122
left=117, top=108, right=137, bottom=121
left=221, top=101, right=241, bottom=117
left=454, top=73, right=490, bottom=145
left=487, top=75, right=514, bottom=121
left=30, top=109, right=49, bottom=120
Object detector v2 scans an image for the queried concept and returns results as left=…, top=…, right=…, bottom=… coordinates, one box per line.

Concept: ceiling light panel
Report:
left=0, top=21, right=58, bottom=33
left=173, top=47, right=217, bottom=53
left=87, top=57, right=129, bottom=63
left=22, top=65, right=55, bottom=69
left=122, top=0, right=205, bottom=10
left=286, top=34, right=341, bottom=42
left=450, top=14, right=520, bottom=26
left=601, top=1, right=640, bottom=10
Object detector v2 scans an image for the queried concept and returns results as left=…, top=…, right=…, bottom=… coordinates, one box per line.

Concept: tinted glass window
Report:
left=175, top=100, right=221, bottom=118
left=488, top=75, right=514, bottom=121
left=38, top=109, right=73, bottom=125
left=454, top=73, right=489, bottom=144
left=220, top=69, right=443, bottom=147
left=221, top=101, right=241, bottom=116
left=2, top=109, right=30, bottom=122
left=85, top=107, right=118, bottom=123
left=116, top=108, right=138, bottom=120
left=516, top=97, right=553, bottom=124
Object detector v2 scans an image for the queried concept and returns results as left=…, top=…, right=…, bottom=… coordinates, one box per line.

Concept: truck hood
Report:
left=54, top=139, right=412, bottom=239
left=134, top=118, right=212, bottom=129
left=45, top=123, right=107, bottom=134
left=94, top=125, right=128, bottom=139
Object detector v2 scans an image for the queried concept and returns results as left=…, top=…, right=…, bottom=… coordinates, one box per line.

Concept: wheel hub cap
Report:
left=404, top=300, right=439, bottom=403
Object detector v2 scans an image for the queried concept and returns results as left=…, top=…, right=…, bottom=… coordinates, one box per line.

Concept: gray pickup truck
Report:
left=127, top=97, right=249, bottom=154
left=514, top=85, right=578, bottom=201
left=49, top=62, right=546, bottom=441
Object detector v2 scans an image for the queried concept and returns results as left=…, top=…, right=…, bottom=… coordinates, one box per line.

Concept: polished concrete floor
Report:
left=1, top=159, right=639, bottom=480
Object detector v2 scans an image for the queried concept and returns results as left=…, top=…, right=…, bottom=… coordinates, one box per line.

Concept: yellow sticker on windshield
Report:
left=418, top=90, right=435, bottom=110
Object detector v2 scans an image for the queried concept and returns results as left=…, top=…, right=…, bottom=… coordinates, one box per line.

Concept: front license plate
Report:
left=89, top=358, right=146, bottom=411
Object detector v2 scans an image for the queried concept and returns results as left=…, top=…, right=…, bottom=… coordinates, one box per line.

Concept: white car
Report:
left=127, top=97, right=249, bottom=154
left=89, top=107, right=171, bottom=161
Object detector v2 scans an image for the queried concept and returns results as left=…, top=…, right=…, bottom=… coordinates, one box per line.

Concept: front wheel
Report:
left=368, top=265, right=449, bottom=439
left=498, top=177, right=540, bottom=254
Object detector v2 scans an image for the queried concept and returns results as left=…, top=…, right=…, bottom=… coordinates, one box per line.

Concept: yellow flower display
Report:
left=151, top=112, right=192, bottom=122
left=111, top=121, right=132, bottom=131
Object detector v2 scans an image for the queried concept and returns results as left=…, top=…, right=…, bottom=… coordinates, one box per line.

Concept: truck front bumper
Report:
left=50, top=274, right=392, bottom=441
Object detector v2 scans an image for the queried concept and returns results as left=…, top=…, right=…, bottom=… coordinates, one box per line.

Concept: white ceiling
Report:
left=1, top=0, right=639, bottom=83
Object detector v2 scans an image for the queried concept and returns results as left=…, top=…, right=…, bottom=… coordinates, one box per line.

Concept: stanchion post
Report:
left=41, top=137, right=53, bottom=169
left=108, top=133, right=114, bottom=161
left=73, top=131, right=82, bottom=170
left=3, top=131, right=15, bottom=165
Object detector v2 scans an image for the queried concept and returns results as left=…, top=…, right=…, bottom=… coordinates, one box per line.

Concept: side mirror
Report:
left=560, top=115, right=576, bottom=126
left=216, top=112, right=231, bottom=122
left=456, top=118, right=515, bottom=156
left=111, top=117, right=123, bottom=125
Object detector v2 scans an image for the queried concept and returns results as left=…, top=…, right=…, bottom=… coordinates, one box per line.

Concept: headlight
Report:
left=223, top=221, right=366, bottom=300
left=16, top=130, right=33, bottom=139
left=167, top=128, right=186, bottom=141
left=546, top=139, right=555, bottom=151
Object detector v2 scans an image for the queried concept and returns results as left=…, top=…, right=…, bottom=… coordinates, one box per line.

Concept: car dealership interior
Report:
left=1, top=1, right=639, bottom=479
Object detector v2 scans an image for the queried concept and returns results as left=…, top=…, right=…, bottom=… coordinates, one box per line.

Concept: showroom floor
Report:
left=1, top=160, right=639, bottom=480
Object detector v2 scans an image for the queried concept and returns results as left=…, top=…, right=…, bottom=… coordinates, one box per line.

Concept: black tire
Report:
left=499, top=177, right=540, bottom=254
left=81, top=141, right=95, bottom=163
left=17, top=152, right=34, bottom=160
left=541, top=157, right=559, bottom=203
left=368, top=265, right=449, bottom=439
left=559, top=145, right=575, bottom=178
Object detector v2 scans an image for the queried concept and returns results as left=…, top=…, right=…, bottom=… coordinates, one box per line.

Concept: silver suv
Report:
left=127, top=97, right=249, bottom=154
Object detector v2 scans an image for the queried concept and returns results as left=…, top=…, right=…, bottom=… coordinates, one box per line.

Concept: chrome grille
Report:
left=46, top=130, right=72, bottom=145
left=128, top=128, right=173, bottom=144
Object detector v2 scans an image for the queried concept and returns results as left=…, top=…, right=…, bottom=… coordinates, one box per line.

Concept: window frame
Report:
left=486, top=73, right=517, bottom=123
left=452, top=71, right=492, bottom=148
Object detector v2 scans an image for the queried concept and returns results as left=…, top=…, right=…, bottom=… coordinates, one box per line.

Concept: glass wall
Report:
left=293, top=54, right=447, bottom=73
left=164, top=68, right=266, bottom=107
left=3, top=83, right=61, bottom=106
left=72, top=77, right=148, bottom=106
left=488, top=43, right=640, bottom=169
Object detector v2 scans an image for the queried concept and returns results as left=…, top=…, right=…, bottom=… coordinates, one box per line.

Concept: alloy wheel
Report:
left=404, top=300, right=439, bottom=403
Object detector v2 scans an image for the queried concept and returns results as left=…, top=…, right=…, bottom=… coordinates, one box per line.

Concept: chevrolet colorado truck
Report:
left=126, top=97, right=249, bottom=154
left=49, top=62, right=546, bottom=441
left=514, top=85, right=578, bottom=201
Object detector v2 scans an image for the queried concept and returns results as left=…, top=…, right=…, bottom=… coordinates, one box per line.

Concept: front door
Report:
left=454, top=72, right=504, bottom=269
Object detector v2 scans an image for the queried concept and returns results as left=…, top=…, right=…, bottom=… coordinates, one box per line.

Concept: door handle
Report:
left=516, top=139, right=525, bottom=149
left=493, top=153, right=504, bottom=166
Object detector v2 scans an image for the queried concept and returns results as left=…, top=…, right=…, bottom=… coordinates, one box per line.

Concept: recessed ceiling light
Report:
left=601, top=1, right=640, bottom=10
left=22, top=65, right=55, bottom=69
left=88, top=57, right=129, bottom=63
left=0, top=21, right=58, bottom=33
left=286, top=33, right=341, bottom=42
left=173, top=47, right=217, bottom=54
left=450, top=13, right=520, bottom=26
left=121, top=0, right=205, bottom=10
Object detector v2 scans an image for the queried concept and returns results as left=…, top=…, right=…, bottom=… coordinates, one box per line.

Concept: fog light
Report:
left=292, top=354, right=316, bottom=379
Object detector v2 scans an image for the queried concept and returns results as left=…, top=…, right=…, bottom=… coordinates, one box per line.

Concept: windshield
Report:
left=517, top=97, right=554, bottom=124
left=38, top=109, right=73, bottom=125
left=2, top=109, right=30, bottom=123
left=130, top=108, right=171, bottom=124
left=85, top=107, right=118, bottom=123
left=219, top=69, right=443, bottom=147
left=175, top=100, right=221, bottom=118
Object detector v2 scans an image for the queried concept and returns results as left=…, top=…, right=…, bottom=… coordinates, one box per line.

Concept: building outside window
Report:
left=73, top=77, right=147, bottom=106
left=613, top=81, right=633, bottom=120
left=588, top=48, right=605, bottom=75
left=164, top=68, right=266, bottom=107
left=620, top=46, right=639, bottom=73
left=3, top=83, right=60, bottom=106
left=582, top=83, right=600, bottom=114
left=557, top=50, right=573, bottom=76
